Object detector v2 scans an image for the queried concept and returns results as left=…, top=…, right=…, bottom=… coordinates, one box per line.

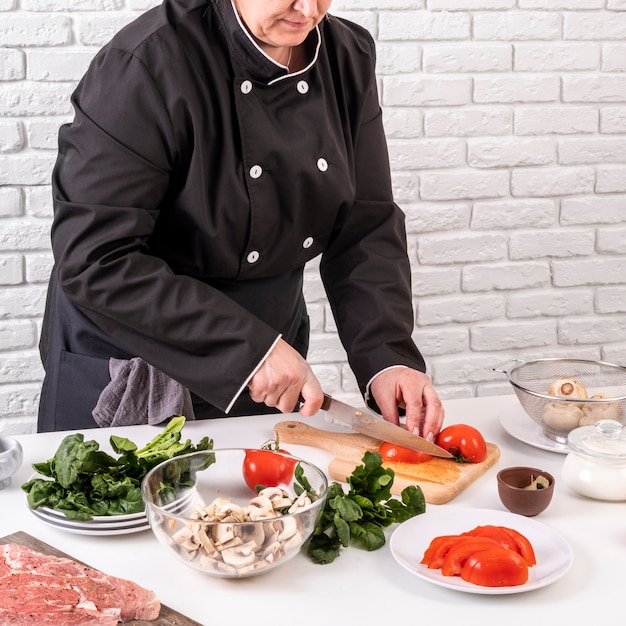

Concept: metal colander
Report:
left=494, top=358, right=626, bottom=443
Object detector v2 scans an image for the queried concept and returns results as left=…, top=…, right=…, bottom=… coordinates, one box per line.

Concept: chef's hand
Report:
left=369, top=368, right=444, bottom=442
left=248, top=338, right=324, bottom=416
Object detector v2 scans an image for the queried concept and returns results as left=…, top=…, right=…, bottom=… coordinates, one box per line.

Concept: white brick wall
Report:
left=1, top=0, right=626, bottom=434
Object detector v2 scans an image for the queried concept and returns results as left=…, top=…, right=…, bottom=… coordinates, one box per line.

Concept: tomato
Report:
left=378, top=442, right=433, bottom=464
left=435, top=424, right=487, bottom=463
left=463, top=525, right=517, bottom=551
left=421, top=535, right=464, bottom=569
left=463, top=525, right=536, bottom=566
left=460, top=547, right=529, bottom=587
left=242, top=449, right=297, bottom=493
left=496, top=527, right=537, bottom=566
left=440, top=537, right=502, bottom=577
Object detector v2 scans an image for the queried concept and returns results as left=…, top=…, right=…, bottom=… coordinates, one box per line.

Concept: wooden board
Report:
left=0, top=531, right=202, bottom=626
left=274, top=421, right=500, bottom=505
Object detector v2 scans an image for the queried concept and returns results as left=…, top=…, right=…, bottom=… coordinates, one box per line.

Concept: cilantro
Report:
left=306, top=450, right=426, bottom=564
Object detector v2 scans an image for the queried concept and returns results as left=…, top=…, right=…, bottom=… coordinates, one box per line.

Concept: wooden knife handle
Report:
left=274, top=420, right=380, bottom=460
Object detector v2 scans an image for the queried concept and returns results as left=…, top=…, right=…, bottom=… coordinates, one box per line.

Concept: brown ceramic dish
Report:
left=497, top=466, right=555, bottom=517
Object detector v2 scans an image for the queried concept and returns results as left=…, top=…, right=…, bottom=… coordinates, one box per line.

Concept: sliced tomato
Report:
left=463, top=525, right=517, bottom=552
left=440, top=537, right=502, bottom=577
left=378, top=442, right=433, bottom=464
left=460, top=548, right=529, bottom=587
left=497, top=527, right=537, bottom=566
left=421, top=535, right=464, bottom=569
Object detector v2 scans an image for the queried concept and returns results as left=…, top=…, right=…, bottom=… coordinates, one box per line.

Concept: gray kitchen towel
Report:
left=92, top=357, right=195, bottom=427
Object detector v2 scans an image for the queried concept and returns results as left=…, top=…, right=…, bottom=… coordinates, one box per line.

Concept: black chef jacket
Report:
left=38, top=0, right=426, bottom=432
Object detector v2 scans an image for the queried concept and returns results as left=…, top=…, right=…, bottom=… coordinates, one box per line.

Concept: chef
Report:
left=37, top=0, right=445, bottom=439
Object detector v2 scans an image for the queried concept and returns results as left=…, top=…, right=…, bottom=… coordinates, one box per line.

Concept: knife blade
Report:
left=321, top=394, right=453, bottom=458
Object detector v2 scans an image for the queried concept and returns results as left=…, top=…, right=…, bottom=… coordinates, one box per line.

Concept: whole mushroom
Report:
left=542, top=402, right=584, bottom=431
left=548, top=378, right=588, bottom=405
left=580, top=393, right=622, bottom=425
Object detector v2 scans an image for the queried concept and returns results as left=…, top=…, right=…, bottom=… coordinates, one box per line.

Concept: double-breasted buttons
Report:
left=241, top=80, right=253, bottom=94
left=246, top=250, right=260, bottom=264
left=297, top=81, right=309, bottom=94
left=317, top=158, right=328, bottom=172
left=303, top=237, right=314, bottom=249
left=249, top=165, right=263, bottom=179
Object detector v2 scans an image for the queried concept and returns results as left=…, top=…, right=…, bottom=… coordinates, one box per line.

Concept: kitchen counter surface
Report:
left=1, top=394, right=622, bottom=625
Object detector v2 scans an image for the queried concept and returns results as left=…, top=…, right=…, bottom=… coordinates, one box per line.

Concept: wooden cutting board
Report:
left=274, top=421, right=500, bottom=505
left=0, top=531, right=202, bottom=626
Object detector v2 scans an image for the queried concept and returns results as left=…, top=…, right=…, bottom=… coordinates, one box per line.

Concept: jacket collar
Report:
left=212, top=0, right=320, bottom=83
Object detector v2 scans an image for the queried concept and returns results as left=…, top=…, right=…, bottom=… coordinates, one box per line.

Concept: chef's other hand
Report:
left=369, top=368, right=444, bottom=442
left=248, top=338, right=324, bottom=416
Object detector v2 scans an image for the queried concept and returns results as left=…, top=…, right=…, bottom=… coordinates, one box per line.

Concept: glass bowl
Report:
left=494, top=358, right=626, bottom=444
left=141, top=449, right=328, bottom=578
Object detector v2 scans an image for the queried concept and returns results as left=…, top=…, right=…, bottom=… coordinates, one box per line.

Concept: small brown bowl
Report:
left=497, top=466, right=555, bottom=517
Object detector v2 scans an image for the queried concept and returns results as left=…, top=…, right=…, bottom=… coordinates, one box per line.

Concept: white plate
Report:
left=499, top=410, right=570, bottom=454
left=390, top=507, right=573, bottom=595
left=29, top=507, right=151, bottom=535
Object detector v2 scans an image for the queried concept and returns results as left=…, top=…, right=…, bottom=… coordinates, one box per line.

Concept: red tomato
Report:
left=421, top=535, right=463, bottom=569
left=378, top=442, right=433, bottom=464
left=497, top=527, right=537, bottom=566
left=435, top=424, right=487, bottom=463
left=242, top=449, right=297, bottom=493
left=463, top=525, right=517, bottom=551
left=460, top=548, right=529, bottom=587
left=440, top=537, right=502, bottom=577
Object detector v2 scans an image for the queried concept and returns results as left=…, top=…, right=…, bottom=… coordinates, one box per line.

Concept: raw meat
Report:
left=0, top=543, right=160, bottom=625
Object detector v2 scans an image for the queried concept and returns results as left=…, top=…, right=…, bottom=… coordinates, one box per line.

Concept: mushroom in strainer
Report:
left=542, top=402, right=584, bottom=431
left=580, top=393, right=622, bottom=425
left=548, top=378, right=588, bottom=405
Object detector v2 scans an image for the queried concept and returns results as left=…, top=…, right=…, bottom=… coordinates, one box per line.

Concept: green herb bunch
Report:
left=22, top=416, right=212, bottom=520
left=306, top=451, right=426, bottom=564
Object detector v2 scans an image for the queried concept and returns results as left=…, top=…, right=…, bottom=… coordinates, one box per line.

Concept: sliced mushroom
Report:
left=276, top=515, right=299, bottom=541
left=244, top=495, right=275, bottom=520
left=220, top=540, right=259, bottom=568
left=288, top=491, right=312, bottom=513
left=542, top=402, right=584, bottom=431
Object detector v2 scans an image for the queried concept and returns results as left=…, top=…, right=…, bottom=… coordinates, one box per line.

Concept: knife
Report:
left=320, top=394, right=453, bottom=458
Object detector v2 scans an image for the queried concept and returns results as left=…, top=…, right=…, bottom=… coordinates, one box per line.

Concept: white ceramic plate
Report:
left=390, top=507, right=573, bottom=595
left=499, top=410, right=570, bottom=454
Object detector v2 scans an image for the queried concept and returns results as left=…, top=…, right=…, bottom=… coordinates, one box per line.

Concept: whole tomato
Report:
left=378, top=442, right=433, bottom=464
left=435, top=424, right=487, bottom=463
left=242, top=449, right=297, bottom=493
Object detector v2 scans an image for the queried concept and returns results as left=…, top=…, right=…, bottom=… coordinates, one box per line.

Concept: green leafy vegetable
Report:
left=306, top=450, right=426, bottom=564
left=22, top=416, right=212, bottom=520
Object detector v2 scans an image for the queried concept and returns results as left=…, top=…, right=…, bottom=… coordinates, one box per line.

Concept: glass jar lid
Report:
left=567, top=419, right=626, bottom=461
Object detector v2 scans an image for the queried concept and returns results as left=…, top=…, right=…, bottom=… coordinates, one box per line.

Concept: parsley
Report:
left=306, top=450, right=426, bottom=564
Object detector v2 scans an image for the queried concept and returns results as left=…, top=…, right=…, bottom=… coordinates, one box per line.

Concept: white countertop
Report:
left=1, top=395, right=622, bottom=625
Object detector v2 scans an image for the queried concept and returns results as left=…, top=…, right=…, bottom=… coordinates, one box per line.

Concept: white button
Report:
left=317, top=158, right=328, bottom=172
left=241, top=80, right=252, bottom=94
left=303, top=237, right=314, bottom=249
left=247, top=251, right=260, bottom=264
left=249, top=165, right=263, bottom=179
left=297, top=81, right=309, bottom=94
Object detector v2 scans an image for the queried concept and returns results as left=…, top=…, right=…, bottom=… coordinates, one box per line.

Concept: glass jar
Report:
left=561, top=419, right=626, bottom=501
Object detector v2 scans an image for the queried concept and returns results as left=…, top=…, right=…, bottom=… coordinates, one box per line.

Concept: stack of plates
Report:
left=27, top=490, right=195, bottom=536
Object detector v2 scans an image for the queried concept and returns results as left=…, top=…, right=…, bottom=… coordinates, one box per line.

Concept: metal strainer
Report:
left=493, top=358, right=626, bottom=443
